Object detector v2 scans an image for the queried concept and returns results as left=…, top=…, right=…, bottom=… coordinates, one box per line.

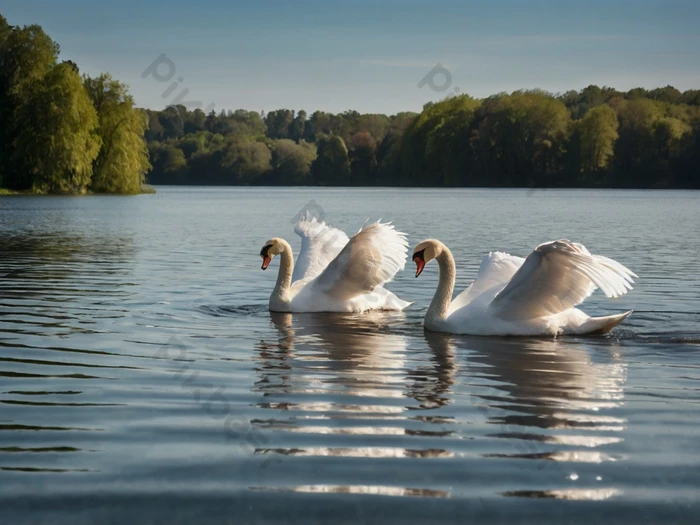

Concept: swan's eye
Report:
left=412, top=249, right=426, bottom=262
left=260, top=244, right=273, bottom=257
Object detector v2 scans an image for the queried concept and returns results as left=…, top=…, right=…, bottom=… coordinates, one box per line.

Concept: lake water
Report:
left=1, top=187, right=699, bottom=524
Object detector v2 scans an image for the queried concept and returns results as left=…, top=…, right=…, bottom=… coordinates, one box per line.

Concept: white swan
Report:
left=412, top=239, right=637, bottom=336
left=260, top=216, right=410, bottom=313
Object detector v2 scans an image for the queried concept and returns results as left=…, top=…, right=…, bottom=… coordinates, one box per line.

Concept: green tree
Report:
left=470, top=92, right=570, bottom=186
left=423, top=95, right=481, bottom=185
left=0, top=14, right=12, bottom=183
left=222, top=138, right=271, bottom=184
left=577, top=105, right=619, bottom=174
left=0, top=14, right=10, bottom=39
left=311, top=134, right=350, bottom=185
left=0, top=21, right=60, bottom=187
left=400, top=96, right=480, bottom=186
left=357, top=114, right=391, bottom=142
left=264, top=109, right=294, bottom=139
left=1, top=23, right=59, bottom=100
left=13, top=62, right=100, bottom=193
left=159, top=106, right=185, bottom=139
left=84, top=73, right=150, bottom=193
left=376, top=112, right=417, bottom=185
left=614, top=98, right=664, bottom=184
left=648, top=85, right=682, bottom=104
left=147, top=142, right=188, bottom=183
left=229, top=109, right=267, bottom=138
left=304, top=111, right=331, bottom=141
left=288, top=110, right=307, bottom=143
left=271, top=139, right=316, bottom=184
left=652, top=117, right=691, bottom=185
left=626, top=87, right=649, bottom=100
left=680, top=90, right=700, bottom=106
left=175, top=131, right=213, bottom=159
left=144, top=111, right=165, bottom=141
left=575, top=85, right=603, bottom=119
left=184, top=108, right=207, bottom=134
left=348, top=131, right=377, bottom=185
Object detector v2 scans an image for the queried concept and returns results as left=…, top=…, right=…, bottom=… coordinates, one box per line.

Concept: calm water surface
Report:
left=1, top=187, right=699, bottom=524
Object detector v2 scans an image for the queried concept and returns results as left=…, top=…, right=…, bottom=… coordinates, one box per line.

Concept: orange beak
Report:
left=261, top=256, right=271, bottom=270
left=414, top=256, right=425, bottom=278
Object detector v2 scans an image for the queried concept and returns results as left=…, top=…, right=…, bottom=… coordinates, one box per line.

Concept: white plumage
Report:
left=414, top=238, right=637, bottom=336
left=291, top=214, right=349, bottom=283
left=262, top=215, right=410, bottom=313
left=489, top=240, right=636, bottom=320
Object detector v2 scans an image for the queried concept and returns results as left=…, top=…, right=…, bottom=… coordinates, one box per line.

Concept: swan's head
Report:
left=260, top=238, right=285, bottom=270
left=412, top=240, right=441, bottom=278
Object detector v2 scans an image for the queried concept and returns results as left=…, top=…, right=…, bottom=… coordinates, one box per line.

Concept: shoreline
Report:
left=0, top=185, right=157, bottom=196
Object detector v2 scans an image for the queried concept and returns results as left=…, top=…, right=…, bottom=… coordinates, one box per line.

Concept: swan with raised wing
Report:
left=260, top=215, right=410, bottom=313
left=412, top=239, right=636, bottom=336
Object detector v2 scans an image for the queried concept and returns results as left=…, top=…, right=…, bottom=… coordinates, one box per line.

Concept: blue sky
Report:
left=3, top=0, right=699, bottom=115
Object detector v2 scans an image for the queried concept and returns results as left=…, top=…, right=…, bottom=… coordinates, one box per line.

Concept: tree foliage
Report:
left=13, top=62, right=100, bottom=193
left=2, top=15, right=699, bottom=191
left=84, top=74, right=151, bottom=193
left=311, top=135, right=351, bottom=185
left=271, top=139, right=316, bottom=184
left=143, top=85, right=700, bottom=189
left=222, top=138, right=272, bottom=184
left=0, top=15, right=151, bottom=193
left=577, top=105, right=619, bottom=174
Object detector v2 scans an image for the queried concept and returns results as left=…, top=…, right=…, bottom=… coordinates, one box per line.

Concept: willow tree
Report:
left=13, top=62, right=100, bottom=193
left=84, top=74, right=150, bottom=193
left=1, top=23, right=58, bottom=100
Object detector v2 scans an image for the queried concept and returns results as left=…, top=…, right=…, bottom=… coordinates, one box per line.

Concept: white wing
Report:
left=292, top=214, right=350, bottom=283
left=311, top=221, right=408, bottom=301
left=449, top=251, right=525, bottom=314
left=488, top=240, right=637, bottom=321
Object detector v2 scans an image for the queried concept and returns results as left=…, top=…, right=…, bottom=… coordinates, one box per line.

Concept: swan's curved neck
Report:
left=271, top=240, right=294, bottom=309
left=426, top=243, right=456, bottom=325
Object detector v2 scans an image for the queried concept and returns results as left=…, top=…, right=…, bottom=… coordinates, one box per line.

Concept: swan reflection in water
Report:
left=251, top=313, right=627, bottom=501
left=254, top=312, right=454, bottom=443
left=250, top=311, right=454, bottom=498
left=425, top=331, right=628, bottom=500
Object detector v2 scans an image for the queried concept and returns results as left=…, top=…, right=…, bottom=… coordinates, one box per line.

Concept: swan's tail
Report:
left=579, top=310, right=633, bottom=335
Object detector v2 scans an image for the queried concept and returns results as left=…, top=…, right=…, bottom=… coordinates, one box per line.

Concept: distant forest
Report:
left=2, top=13, right=699, bottom=193
left=146, top=86, right=700, bottom=189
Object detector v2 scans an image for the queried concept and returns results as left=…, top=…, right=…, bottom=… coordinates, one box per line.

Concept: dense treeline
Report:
left=146, top=85, right=700, bottom=188
left=2, top=14, right=699, bottom=191
left=144, top=107, right=414, bottom=186
left=0, top=14, right=150, bottom=194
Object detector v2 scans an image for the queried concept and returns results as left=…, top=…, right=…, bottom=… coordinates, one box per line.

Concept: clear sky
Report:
left=3, top=0, right=700, bottom=115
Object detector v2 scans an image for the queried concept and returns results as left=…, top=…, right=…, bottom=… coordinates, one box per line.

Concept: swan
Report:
left=412, top=238, right=637, bottom=336
left=260, top=215, right=410, bottom=313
